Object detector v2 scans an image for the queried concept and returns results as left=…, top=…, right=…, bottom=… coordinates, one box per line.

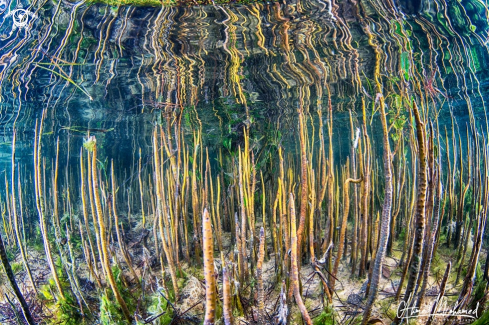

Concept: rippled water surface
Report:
left=1, top=0, right=489, bottom=155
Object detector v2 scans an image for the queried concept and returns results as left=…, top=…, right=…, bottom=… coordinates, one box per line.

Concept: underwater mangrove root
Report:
left=203, top=208, right=216, bottom=325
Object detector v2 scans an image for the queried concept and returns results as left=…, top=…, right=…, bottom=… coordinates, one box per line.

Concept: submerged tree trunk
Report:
left=0, top=231, right=35, bottom=325
left=289, top=193, right=313, bottom=325
left=359, top=99, right=371, bottom=278
left=361, top=96, right=393, bottom=325
left=393, top=102, right=428, bottom=325
left=203, top=208, right=216, bottom=325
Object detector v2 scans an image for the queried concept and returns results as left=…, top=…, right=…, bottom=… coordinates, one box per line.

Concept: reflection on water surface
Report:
left=0, top=1, right=489, bottom=324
